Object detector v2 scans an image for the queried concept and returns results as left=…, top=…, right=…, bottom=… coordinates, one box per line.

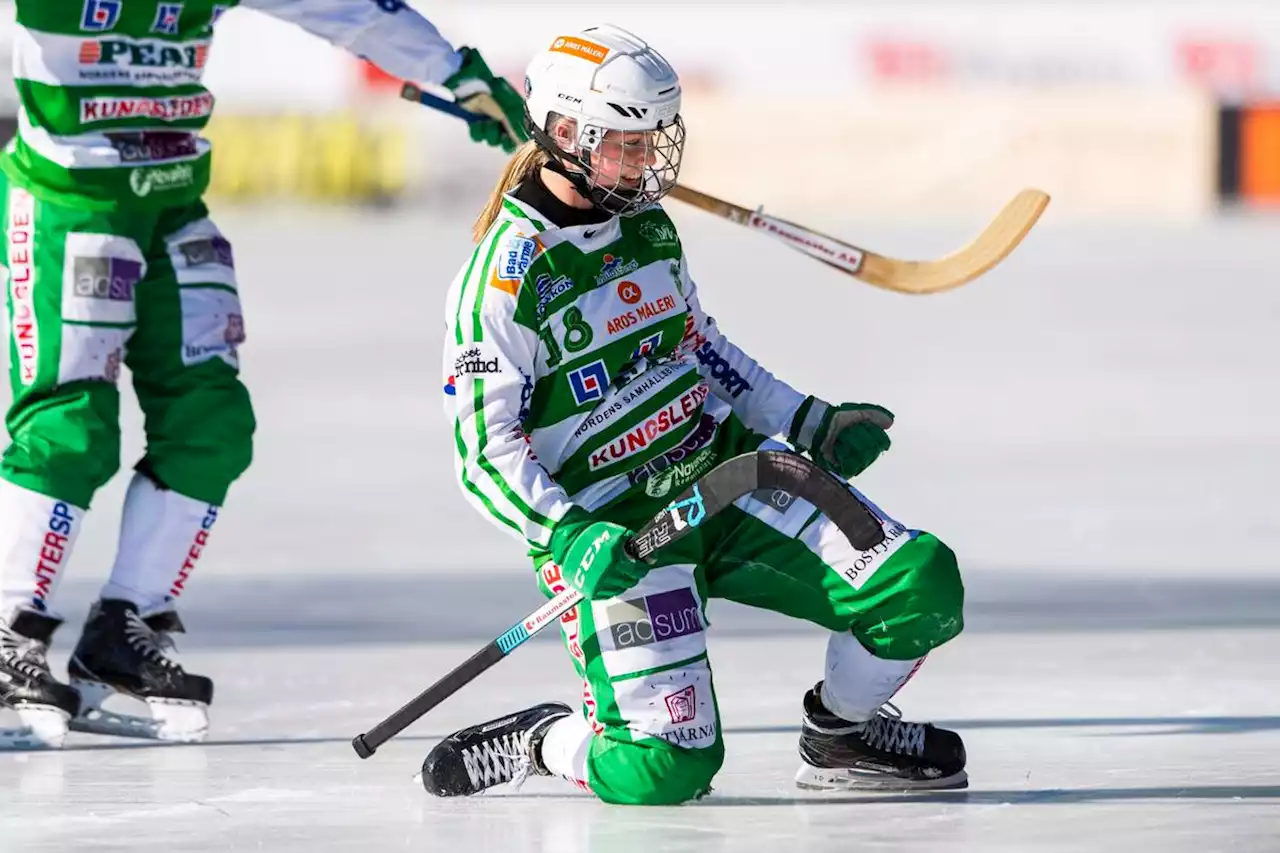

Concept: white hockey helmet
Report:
left=523, top=25, right=685, bottom=215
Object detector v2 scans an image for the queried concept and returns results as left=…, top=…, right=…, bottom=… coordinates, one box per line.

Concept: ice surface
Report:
left=3, top=628, right=1278, bottom=852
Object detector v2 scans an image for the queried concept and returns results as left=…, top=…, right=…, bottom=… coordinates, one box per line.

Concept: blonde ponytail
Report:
left=473, top=140, right=549, bottom=244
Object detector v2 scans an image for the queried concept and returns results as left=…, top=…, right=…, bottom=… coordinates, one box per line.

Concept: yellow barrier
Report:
left=203, top=113, right=409, bottom=203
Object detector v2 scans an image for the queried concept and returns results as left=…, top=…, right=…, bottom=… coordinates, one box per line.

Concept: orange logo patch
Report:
left=550, top=36, right=609, bottom=64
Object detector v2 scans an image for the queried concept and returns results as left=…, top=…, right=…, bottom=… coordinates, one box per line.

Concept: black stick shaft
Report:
left=352, top=641, right=506, bottom=758
left=350, top=451, right=883, bottom=758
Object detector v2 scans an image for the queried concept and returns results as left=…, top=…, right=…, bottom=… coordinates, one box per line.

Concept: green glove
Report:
left=790, top=396, right=894, bottom=478
left=549, top=507, right=648, bottom=601
left=442, top=47, right=529, bottom=154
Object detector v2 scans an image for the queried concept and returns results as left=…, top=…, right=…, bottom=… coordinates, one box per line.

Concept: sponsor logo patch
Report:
left=606, top=294, right=677, bottom=335
left=7, top=189, right=38, bottom=386
left=72, top=256, right=141, bottom=301
left=81, top=0, right=122, bottom=32
left=633, top=332, right=662, bottom=358
left=598, top=254, right=640, bottom=285
left=491, top=235, right=538, bottom=296
left=550, top=36, right=609, bottom=64
left=639, top=220, right=679, bottom=249
left=627, top=413, right=718, bottom=490
left=568, top=359, right=609, bottom=405
left=83, top=95, right=213, bottom=125
left=664, top=684, right=697, bottom=724
left=151, top=3, right=183, bottom=35
left=454, top=346, right=501, bottom=376
left=105, top=129, right=200, bottom=162
left=177, top=236, right=234, bottom=268
left=129, top=162, right=195, bottom=197
left=605, top=587, right=703, bottom=650
left=534, top=273, right=573, bottom=318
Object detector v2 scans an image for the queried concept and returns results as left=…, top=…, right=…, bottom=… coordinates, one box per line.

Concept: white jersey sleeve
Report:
left=677, top=254, right=807, bottom=439
left=240, top=0, right=464, bottom=85
left=444, top=224, right=574, bottom=549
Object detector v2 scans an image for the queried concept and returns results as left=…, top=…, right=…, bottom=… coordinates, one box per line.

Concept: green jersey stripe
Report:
left=609, top=652, right=709, bottom=683
left=453, top=413, right=523, bottom=537
left=468, top=221, right=512, bottom=343
left=453, top=243, right=487, bottom=346
left=63, top=319, right=135, bottom=329
left=471, top=378, right=555, bottom=534
left=502, top=197, right=546, bottom=231
left=454, top=224, right=507, bottom=346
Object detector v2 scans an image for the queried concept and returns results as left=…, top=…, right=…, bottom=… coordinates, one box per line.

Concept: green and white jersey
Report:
left=444, top=195, right=809, bottom=550
left=3, top=0, right=463, bottom=208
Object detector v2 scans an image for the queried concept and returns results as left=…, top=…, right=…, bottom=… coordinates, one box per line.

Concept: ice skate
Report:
left=0, top=610, right=81, bottom=749
left=795, top=681, right=967, bottom=791
left=67, top=600, right=212, bottom=743
left=420, top=702, right=573, bottom=797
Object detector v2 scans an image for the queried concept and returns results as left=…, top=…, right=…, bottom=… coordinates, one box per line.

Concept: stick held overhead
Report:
left=401, top=84, right=1049, bottom=295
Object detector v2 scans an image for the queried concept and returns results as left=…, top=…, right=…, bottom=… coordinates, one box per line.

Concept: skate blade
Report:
left=0, top=705, right=71, bottom=750
left=69, top=679, right=208, bottom=743
left=794, top=764, right=969, bottom=792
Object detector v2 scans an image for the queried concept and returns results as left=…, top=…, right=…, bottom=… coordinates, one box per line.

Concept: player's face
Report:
left=589, top=129, right=658, bottom=190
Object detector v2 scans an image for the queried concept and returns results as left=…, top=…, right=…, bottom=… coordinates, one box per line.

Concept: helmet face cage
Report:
left=532, top=112, right=685, bottom=217
left=578, top=118, right=685, bottom=216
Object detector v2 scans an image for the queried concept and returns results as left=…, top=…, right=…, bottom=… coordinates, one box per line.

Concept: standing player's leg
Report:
left=0, top=179, right=145, bottom=748
left=68, top=205, right=254, bottom=743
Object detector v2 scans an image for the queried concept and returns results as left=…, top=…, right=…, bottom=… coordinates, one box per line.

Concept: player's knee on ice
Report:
left=588, top=734, right=725, bottom=805
left=853, top=533, right=964, bottom=661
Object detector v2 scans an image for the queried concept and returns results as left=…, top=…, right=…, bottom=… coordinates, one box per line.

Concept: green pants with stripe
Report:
left=1, top=173, right=254, bottom=509
left=535, top=431, right=964, bottom=806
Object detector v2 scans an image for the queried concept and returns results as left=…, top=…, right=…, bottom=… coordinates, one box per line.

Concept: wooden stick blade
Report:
left=856, top=189, right=1051, bottom=294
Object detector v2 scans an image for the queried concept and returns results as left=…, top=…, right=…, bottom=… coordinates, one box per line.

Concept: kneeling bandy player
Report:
left=430, top=24, right=967, bottom=804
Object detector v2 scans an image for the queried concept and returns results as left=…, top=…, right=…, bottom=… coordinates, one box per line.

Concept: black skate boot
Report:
left=68, top=599, right=212, bottom=743
left=421, top=702, right=573, bottom=797
left=795, top=681, right=967, bottom=791
left=0, top=610, right=80, bottom=749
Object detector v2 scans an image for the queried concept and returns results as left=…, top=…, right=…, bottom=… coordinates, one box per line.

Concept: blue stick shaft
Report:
left=400, top=83, right=480, bottom=124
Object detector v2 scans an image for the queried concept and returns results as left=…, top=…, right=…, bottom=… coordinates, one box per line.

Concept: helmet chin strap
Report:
left=539, top=156, right=595, bottom=203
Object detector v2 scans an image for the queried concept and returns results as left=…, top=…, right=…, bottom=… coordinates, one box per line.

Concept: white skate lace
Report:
left=123, top=611, right=183, bottom=672
left=860, top=703, right=927, bottom=756
left=460, top=729, right=536, bottom=792
left=0, top=624, right=50, bottom=681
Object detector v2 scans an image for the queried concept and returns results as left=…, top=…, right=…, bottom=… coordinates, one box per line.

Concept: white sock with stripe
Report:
left=821, top=629, right=926, bottom=723
left=100, top=472, right=220, bottom=612
left=539, top=712, right=593, bottom=789
left=0, top=479, right=85, bottom=620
